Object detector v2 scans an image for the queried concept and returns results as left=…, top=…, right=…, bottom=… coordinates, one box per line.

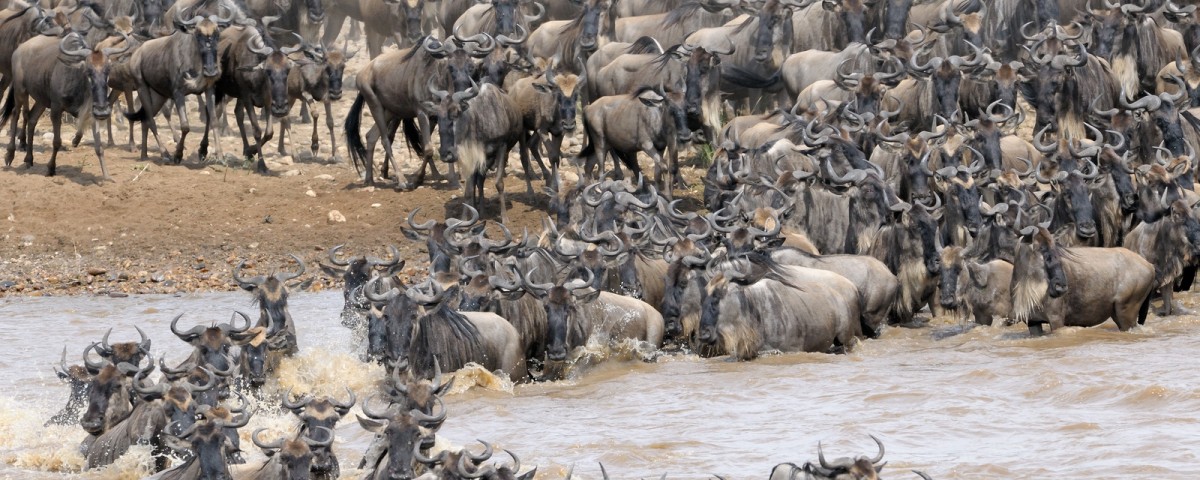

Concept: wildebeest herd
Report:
left=25, top=0, right=1200, bottom=476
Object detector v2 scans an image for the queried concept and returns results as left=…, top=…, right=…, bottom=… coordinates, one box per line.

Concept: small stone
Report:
left=314, top=174, right=335, bottom=181
left=41, top=133, right=53, bottom=143
left=87, top=267, right=107, bottom=276
left=359, top=186, right=375, bottom=193
left=200, top=170, right=212, bottom=175
left=248, top=242, right=260, bottom=249
left=248, top=187, right=257, bottom=194
left=305, top=189, right=317, bottom=197
left=327, top=210, right=347, bottom=223
left=151, top=273, right=165, bottom=283
left=282, top=169, right=301, bottom=177
left=370, top=203, right=381, bottom=208
left=277, top=156, right=294, bottom=166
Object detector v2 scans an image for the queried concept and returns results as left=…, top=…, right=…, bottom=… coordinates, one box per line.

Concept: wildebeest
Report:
left=700, top=254, right=861, bottom=360
left=768, top=435, right=887, bottom=480
left=2, top=30, right=127, bottom=179
left=1012, top=226, right=1155, bottom=335
left=507, top=64, right=581, bottom=194
left=247, top=426, right=334, bottom=480
left=146, top=410, right=251, bottom=480
left=578, top=86, right=694, bottom=191
left=78, top=357, right=138, bottom=438
left=47, top=348, right=93, bottom=427
left=321, top=244, right=404, bottom=321
left=938, top=245, right=1014, bottom=326
left=282, top=388, right=356, bottom=478
left=274, top=41, right=355, bottom=161
left=770, top=246, right=899, bottom=338
left=124, top=8, right=234, bottom=164
left=366, top=277, right=528, bottom=381
left=520, top=267, right=664, bottom=366
left=524, top=0, right=610, bottom=74
left=423, top=81, right=524, bottom=220
left=1123, top=197, right=1200, bottom=316
left=356, top=395, right=447, bottom=480
left=233, top=254, right=306, bottom=355
left=168, top=312, right=252, bottom=389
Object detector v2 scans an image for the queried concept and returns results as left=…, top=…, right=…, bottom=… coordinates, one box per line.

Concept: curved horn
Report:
left=252, top=428, right=286, bottom=451
left=281, top=388, right=313, bottom=411
left=276, top=253, right=306, bottom=282
left=170, top=313, right=206, bottom=341
left=331, top=387, right=357, bottom=412
left=233, top=260, right=266, bottom=288
left=304, top=426, right=335, bottom=448
left=407, top=208, right=437, bottom=231
left=466, top=439, right=493, bottom=462
left=870, top=435, right=886, bottom=464
left=360, top=394, right=397, bottom=420
left=328, top=244, right=351, bottom=267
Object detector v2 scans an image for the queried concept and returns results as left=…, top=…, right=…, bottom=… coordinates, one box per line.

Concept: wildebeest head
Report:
left=46, top=347, right=93, bottom=427
left=822, top=0, right=867, bottom=47
left=1082, top=2, right=1122, bottom=60
left=489, top=0, right=543, bottom=37
left=964, top=99, right=1022, bottom=171
left=934, top=163, right=984, bottom=238
left=1017, top=226, right=1069, bottom=299
left=322, top=244, right=403, bottom=313
left=323, top=46, right=352, bottom=100
left=803, top=435, right=887, bottom=480
left=457, top=448, right=535, bottom=480
left=175, top=13, right=230, bottom=80
left=697, top=266, right=757, bottom=347
left=58, top=32, right=126, bottom=121
left=79, top=357, right=138, bottom=436
left=230, top=326, right=282, bottom=389
left=252, top=426, right=334, bottom=479
left=939, top=246, right=966, bottom=309
left=660, top=239, right=710, bottom=339
left=633, top=86, right=693, bottom=144
left=748, top=0, right=794, bottom=63
left=358, top=395, right=447, bottom=479
left=534, top=66, right=581, bottom=134
left=234, top=254, right=305, bottom=348
left=521, top=268, right=599, bottom=362
left=572, top=0, right=610, bottom=52
left=169, top=312, right=251, bottom=376
left=682, top=45, right=727, bottom=122
left=164, top=412, right=249, bottom=480
left=405, top=205, right=480, bottom=268
left=283, top=388, right=355, bottom=476
left=424, top=79, right=481, bottom=164
left=92, top=326, right=152, bottom=368
left=1036, top=141, right=1100, bottom=239
left=388, top=359, right=455, bottom=423
left=364, top=274, right=419, bottom=368
left=133, top=363, right=219, bottom=435
left=1019, top=41, right=1088, bottom=134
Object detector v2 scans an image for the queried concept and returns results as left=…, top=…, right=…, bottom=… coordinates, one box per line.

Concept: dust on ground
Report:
left=0, top=91, right=707, bottom=297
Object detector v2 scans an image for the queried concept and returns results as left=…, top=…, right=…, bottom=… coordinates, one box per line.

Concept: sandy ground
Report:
left=0, top=83, right=708, bottom=296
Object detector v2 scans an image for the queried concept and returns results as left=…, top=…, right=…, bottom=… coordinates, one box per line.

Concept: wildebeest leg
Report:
left=644, top=145, right=665, bottom=194
left=91, top=113, right=109, bottom=180
left=403, top=117, right=435, bottom=188
left=310, top=108, right=320, bottom=158
left=123, top=91, right=136, bottom=151
left=170, top=91, right=190, bottom=164
left=544, top=132, right=561, bottom=179
left=22, top=103, right=45, bottom=168
left=200, top=90, right=221, bottom=162
left=4, top=93, right=22, bottom=167
left=278, top=115, right=290, bottom=157
left=47, top=108, right=65, bottom=176
left=496, top=147, right=509, bottom=222
left=244, top=103, right=270, bottom=174
left=366, top=29, right=384, bottom=60
left=234, top=100, right=253, bottom=160
left=324, top=99, right=337, bottom=161
left=321, top=13, right=347, bottom=47
left=298, top=100, right=311, bottom=124
left=517, top=131, right=537, bottom=196
left=70, top=114, right=87, bottom=149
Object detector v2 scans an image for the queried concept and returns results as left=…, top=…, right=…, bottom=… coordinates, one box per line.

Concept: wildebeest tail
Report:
left=345, top=93, right=368, bottom=169
left=401, top=117, right=424, bottom=156
left=125, top=106, right=148, bottom=123
left=1137, top=291, right=1151, bottom=325
left=0, top=87, right=13, bottom=129
left=721, top=65, right=782, bottom=89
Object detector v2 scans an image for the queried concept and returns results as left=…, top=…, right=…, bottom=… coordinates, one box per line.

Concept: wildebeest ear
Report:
left=518, top=467, right=537, bottom=480
left=421, top=101, right=437, bottom=113
left=401, top=227, right=426, bottom=241
left=966, top=261, right=989, bottom=288
left=1017, top=80, right=1036, bottom=107
left=289, top=277, right=315, bottom=291
left=356, top=415, right=386, bottom=433
left=532, top=82, right=553, bottom=93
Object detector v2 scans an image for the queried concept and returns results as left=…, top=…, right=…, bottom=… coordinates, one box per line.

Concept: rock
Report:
left=42, top=132, right=53, bottom=143
left=248, top=242, right=260, bottom=249
left=200, top=170, right=212, bottom=175
left=248, top=187, right=257, bottom=194
left=281, top=169, right=301, bottom=177
left=277, top=156, right=294, bottom=165
left=151, top=273, right=165, bottom=283
left=327, top=210, right=347, bottom=223
left=305, top=189, right=317, bottom=197
left=108, top=292, right=128, bottom=298
left=314, top=174, right=335, bottom=181
left=359, top=186, right=375, bottom=192
left=87, top=267, right=107, bottom=276
left=370, top=203, right=381, bottom=208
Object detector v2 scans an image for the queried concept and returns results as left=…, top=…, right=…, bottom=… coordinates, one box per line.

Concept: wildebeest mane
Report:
left=626, top=36, right=663, bottom=55
left=410, top=285, right=485, bottom=378
left=662, top=2, right=707, bottom=30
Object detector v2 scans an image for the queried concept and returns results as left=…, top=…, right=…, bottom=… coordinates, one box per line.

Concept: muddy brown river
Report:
left=1, top=291, right=1198, bottom=479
